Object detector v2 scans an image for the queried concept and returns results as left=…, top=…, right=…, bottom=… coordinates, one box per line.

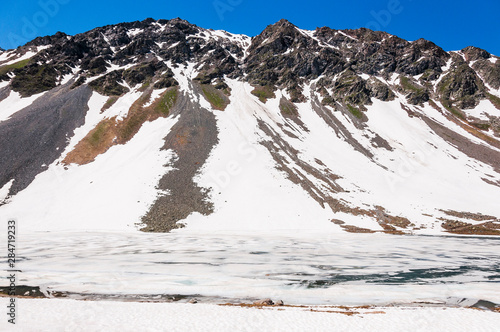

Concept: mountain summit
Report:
left=0, top=18, right=499, bottom=235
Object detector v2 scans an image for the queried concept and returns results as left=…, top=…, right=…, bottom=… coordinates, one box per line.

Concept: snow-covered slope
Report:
left=3, top=298, right=499, bottom=332
left=0, top=18, right=499, bottom=236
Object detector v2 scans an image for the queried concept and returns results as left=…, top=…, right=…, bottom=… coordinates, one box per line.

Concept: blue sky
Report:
left=1, top=0, right=499, bottom=55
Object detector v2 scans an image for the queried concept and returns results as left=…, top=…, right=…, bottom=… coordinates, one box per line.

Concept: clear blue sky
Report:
left=1, top=0, right=499, bottom=55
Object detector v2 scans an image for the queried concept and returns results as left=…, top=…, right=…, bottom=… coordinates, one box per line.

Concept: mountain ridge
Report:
left=0, top=18, right=499, bottom=235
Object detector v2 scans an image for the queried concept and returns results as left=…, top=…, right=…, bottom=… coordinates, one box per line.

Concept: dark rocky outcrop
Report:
left=25, top=31, right=69, bottom=48
left=81, top=56, right=109, bottom=76
left=437, top=58, right=485, bottom=109
left=368, top=78, right=395, bottom=101
left=331, top=70, right=372, bottom=106
left=461, top=46, right=491, bottom=62
left=154, top=67, right=178, bottom=89
left=0, top=285, right=46, bottom=298
left=245, top=20, right=343, bottom=91
left=397, top=76, right=429, bottom=105
left=122, top=60, right=167, bottom=86
left=10, top=63, right=60, bottom=97
left=88, top=70, right=128, bottom=96
left=1, top=17, right=494, bottom=117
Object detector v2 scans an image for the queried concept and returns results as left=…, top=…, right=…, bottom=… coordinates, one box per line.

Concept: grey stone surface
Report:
left=140, top=85, right=219, bottom=232
left=0, top=84, right=92, bottom=195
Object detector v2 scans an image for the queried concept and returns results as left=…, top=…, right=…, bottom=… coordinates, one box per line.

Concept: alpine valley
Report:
left=1, top=17, right=500, bottom=236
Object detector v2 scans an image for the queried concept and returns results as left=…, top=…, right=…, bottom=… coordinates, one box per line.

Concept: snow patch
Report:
left=337, top=30, right=357, bottom=41
left=463, top=99, right=500, bottom=120
left=127, top=28, right=143, bottom=38
left=0, top=45, right=51, bottom=66
left=143, top=88, right=167, bottom=108
left=0, top=80, right=9, bottom=89
left=58, top=92, right=109, bottom=161
left=104, top=90, right=143, bottom=121
left=360, top=73, right=371, bottom=81
left=0, top=90, right=46, bottom=122
left=0, top=179, right=13, bottom=201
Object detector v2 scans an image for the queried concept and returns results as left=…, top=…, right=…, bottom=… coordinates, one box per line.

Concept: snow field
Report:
left=1, top=298, right=499, bottom=332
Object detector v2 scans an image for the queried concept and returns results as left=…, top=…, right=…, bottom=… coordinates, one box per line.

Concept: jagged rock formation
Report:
left=0, top=18, right=499, bottom=235
left=1, top=18, right=498, bottom=115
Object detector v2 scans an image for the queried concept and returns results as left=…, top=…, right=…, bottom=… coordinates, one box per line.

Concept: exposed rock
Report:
left=439, top=210, right=497, bottom=221
left=470, top=57, right=500, bottom=90
left=10, top=63, right=59, bottom=97
left=0, top=85, right=10, bottom=102
left=406, top=90, right=430, bottom=105
left=0, top=84, right=92, bottom=195
left=251, top=85, right=276, bottom=103
left=0, top=17, right=490, bottom=112
left=122, top=60, right=167, bottom=86
left=258, top=119, right=343, bottom=210
left=437, top=59, right=485, bottom=109
left=0, top=285, right=46, bottom=298
left=70, top=76, right=86, bottom=89
left=25, top=31, right=69, bottom=48
left=397, top=76, right=429, bottom=105
left=253, top=299, right=274, bottom=306
left=63, top=87, right=179, bottom=165
left=88, top=70, right=129, bottom=96
left=341, top=225, right=376, bottom=233
left=245, top=19, right=342, bottom=90
left=441, top=219, right=500, bottom=235
left=368, top=78, right=395, bottom=101
left=199, top=83, right=230, bottom=111
left=309, top=94, right=374, bottom=158
left=332, top=70, right=372, bottom=106
left=397, top=39, right=448, bottom=76
left=81, top=56, right=109, bottom=76
left=461, top=46, right=490, bottom=62
left=279, top=96, right=298, bottom=117
left=140, top=90, right=218, bottom=232
left=420, top=114, right=500, bottom=174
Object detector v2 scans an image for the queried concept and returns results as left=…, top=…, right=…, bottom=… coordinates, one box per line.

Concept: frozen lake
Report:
left=10, top=231, right=500, bottom=305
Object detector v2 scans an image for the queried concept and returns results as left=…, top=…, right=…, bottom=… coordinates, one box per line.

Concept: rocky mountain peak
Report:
left=340, top=27, right=388, bottom=42
left=262, top=18, right=297, bottom=32
left=26, top=31, right=69, bottom=47
left=1, top=17, right=496, bottom=114
left=461, top=46, right=491, bottom=62
left=248, top=19, right=305, bottom=51
left=0, top=19, right=496, bottom=109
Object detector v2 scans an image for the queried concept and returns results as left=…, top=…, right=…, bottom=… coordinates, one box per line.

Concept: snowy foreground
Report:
left=1, top=298, right=499, bottom=332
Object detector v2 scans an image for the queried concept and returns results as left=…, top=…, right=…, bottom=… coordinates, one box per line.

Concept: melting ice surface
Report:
left=11, top=231, right=500, bottom=305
